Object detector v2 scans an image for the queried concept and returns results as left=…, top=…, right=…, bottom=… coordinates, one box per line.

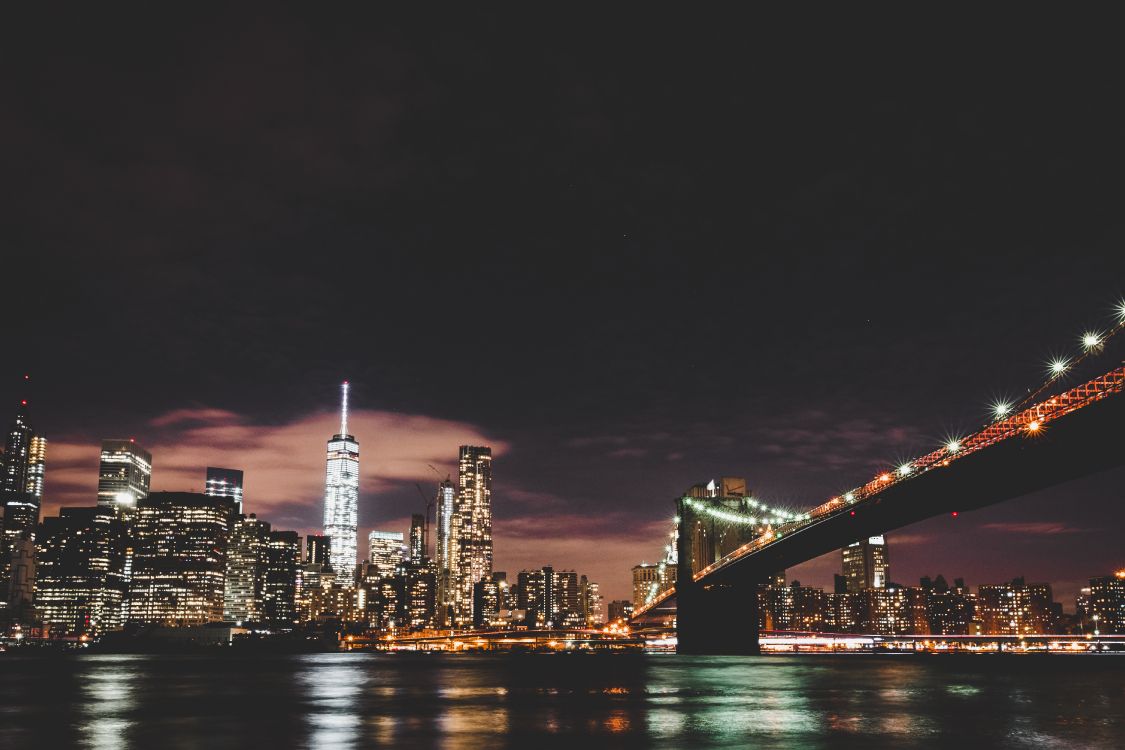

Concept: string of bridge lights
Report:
left=679, top=301, right=1125, bottom=541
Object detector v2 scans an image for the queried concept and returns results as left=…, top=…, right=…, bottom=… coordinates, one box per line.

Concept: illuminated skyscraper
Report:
left=96, top=439, right=152, bottom=515
left=323, top=382, right=359, bottom=584
left=128, top=491, right=237, bottom=625
left=205, top=467, right=244, bottom=514
left=0, top=400, right=34, bottom=498
left=36, top=506, right=128, bottom=636
left=842, top=535, right=889, bottom=593
left=454, top=445, right=492, bottom=626
left=367, top=530, right=404, bottom=579
left=1, top=401, right=40, bottom=540
left=434, top=477, right=456, bottom=625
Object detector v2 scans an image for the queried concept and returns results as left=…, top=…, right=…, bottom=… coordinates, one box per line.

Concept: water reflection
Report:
left=298, top=653, right=367, bottom=749
left=78, top=655, right=141, bottom=750
left=0, top=653, right=1123, bottom=748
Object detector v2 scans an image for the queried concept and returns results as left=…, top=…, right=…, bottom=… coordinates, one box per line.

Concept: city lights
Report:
left=992, top=400, right=1013, bottom=419
left=946, top=440, right=961, bottom=453
left=1082, top=331, right=1102, bottom=350
left=1049, top=358, right=1068, bottom=376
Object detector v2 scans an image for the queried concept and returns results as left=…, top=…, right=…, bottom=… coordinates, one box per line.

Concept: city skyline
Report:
left=6, top=14, right=1125, bottom=609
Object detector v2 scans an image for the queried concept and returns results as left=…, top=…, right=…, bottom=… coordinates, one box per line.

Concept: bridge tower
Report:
left=675, top=478, right=766, bottom=654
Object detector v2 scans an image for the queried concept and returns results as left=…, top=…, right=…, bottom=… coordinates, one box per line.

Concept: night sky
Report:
left=5, top=13, right=1125, bottom=605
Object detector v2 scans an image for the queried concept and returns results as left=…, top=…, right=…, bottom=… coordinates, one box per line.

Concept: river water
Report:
left=1, top=653, right=1122, bottom=748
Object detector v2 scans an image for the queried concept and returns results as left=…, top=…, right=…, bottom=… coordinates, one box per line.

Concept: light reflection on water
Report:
left=0, top=653, right=1122, bottom=748
left=78, top=655, right=141, bottom=749
left=298, top=653, right=367, bottom=749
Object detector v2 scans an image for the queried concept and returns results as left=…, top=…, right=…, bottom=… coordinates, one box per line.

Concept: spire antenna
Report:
left=340, top=380, right=349, bottom=436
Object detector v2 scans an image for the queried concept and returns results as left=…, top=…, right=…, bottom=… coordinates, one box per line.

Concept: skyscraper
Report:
left=842, top=535, right=889, bottom=593
left=409, top=513, right=426, bottom=565
left=205, top=467, right=244, bottom=514
left=1, top=401, right=41, bottom=542
left=434, top=477, right=456, bottom=625
left=96, top=439, right=152, bottom=515
left=0, top=400, right=34, bottom=498
left=128, top=492, right=237, bottom=625
left=323, top=382, right=359, bottom=584
left=224, top=514, right=271, bottom=623
left=36, top=507, right=128, bottom=636
left=454, top=445, right=492, bottom=625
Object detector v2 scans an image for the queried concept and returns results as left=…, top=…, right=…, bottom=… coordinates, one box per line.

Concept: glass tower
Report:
left=323, top=381, right=359, bottom=585
left=205, top=467, right=244, bottom=514
left=454, top=445, right=492, bottom=626
left=96, top=439, right=152, bottom=514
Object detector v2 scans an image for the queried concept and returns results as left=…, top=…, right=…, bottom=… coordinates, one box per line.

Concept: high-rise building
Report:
left=473, top=577, right=501, bottom=628
left=975, top=577, right=1055, bottom=635
left=454, top=446, right=492, bottom=626
left=1, top=400, right=34, bottom=498
left=553, top=569, right=581, bottom=627
left=96, top=439, right=152, bottom=515
left=581, top=576, right=604, bottom=627
left=205, top=467, right=244, bottom=514
left=224, top=514, right=271, bottom=623
left=2, top=401, right=41, bottom=544
left=323, top=382, right=359, bottom=584
left=305, top=534, right=331, bottom=567
left=128, top=492, right=237, bottom=626
left=263, top=530, right=299, bottom=627
left=841, top=535, right=889, bottom=593
left=409, top=513, right=426, bottom=566
left=632, top=563, right=661, bottom=612
left=35, top=507, right=128, bottom=636
left=1083, top=572, right=1125, bottom=635
left=368, top=531, right=405, bottom=579
left=517, top=568, right=547, bottom=626
left=434, top=478, right=457, bottom=625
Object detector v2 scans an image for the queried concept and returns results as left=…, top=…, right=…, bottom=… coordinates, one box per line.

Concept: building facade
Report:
left=454, top=446, right=493, bottom=626
left=323, top=382, right=359, bottom=584
left=368, top=531, right=405, bottom=579
left=96, top=439, right=152, bottom=516
left=205, top=467, right=244, bottom=514
left=841, top=535, right=889, bottom=593
left=128, top=492, right=237, bottom=626
left=36, top=507, right=128, bottom=636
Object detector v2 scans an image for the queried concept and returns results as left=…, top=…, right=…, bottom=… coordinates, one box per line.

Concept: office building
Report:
left=35, top=507, right=128, bottom=636
left=128, top=492, right=237, bottom=626
left=323, top=382, right=359, bottom=583
left=224, top=514, right=271, bottom=623
left=96, top=439, right=152, bottom=515
left=205, top=467, right=244, bottom=514
left=263, top=530, right=299, bottom=627
left=2, top=402, right=41, bottom=542
left=454, top=445, right=493, bottom=625
left=841, top=535, right=889, bottom=593
left=305, top=534, right=331, bottom=567
left=368, top=531, right=405, bottom=579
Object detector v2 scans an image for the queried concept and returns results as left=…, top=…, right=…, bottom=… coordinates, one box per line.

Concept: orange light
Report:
left=879, top=474, right=891, bottom=482
left=1027, top=421, right=1041, bottom=432
left=1115, top=570, right=1125, bottom=580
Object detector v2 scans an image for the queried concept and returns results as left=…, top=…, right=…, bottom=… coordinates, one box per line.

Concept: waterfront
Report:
left=2, top=653, right=1123, bottom=749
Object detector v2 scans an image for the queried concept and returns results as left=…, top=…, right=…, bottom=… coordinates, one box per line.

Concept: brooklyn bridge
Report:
left=632, top=315, right=1125, bottom=654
